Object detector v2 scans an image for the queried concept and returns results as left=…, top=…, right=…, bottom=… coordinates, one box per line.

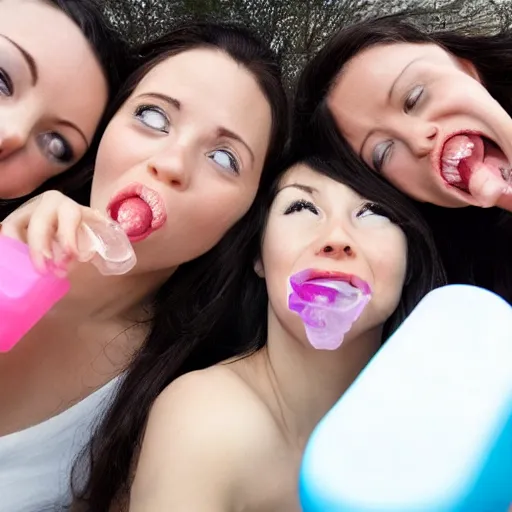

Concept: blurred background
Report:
left=101, top=0, right=512, bottom=88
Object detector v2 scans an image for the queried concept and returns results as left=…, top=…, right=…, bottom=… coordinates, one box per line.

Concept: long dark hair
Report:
left=74, top=152, right=445, bottom=510
left=71, top=20, right=289, bottom=510
left=294, top=15, right=512, bottom=304
left=0, top=0, right=134, bottom=218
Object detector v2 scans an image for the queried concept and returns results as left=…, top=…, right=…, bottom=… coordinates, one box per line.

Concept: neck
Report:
left=261, top=308, right=382, bottom=446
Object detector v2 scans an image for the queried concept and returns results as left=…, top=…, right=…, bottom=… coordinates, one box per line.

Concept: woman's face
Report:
left=328, top=42, right=512, bottom=207
left=259, top=164, right=407, bottom=346
left=91, top=48, right=272, bottom=273
left=0, top=0, right=108, bottom=198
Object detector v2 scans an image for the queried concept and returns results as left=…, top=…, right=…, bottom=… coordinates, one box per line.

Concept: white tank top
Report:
left=0, top=377, right=121, bottom=511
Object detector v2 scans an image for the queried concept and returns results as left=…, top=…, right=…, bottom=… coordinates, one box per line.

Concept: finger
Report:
left=0, top=215, right=30, bottom=244
left=0, top=199, right=37, bottom=243
left=468, top=163, right=506, bottom=208
left=25, top=195, right=61, bottom=272
left=55, top=202, right=83, bottom=259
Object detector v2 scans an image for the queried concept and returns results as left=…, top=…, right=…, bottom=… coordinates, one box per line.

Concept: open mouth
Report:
left=439, top=132, right=511, bottom=194
left=107, top=183, right=167, bottom=243
left=288, top=268, right=373, bottom=350
left=290, top=269, right=371, bottom=301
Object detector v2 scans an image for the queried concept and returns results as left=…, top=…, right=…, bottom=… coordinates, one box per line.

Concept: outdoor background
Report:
left=102, top=0, right=512, bottom=88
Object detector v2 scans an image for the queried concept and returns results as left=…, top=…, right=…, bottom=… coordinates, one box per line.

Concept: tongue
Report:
left=115, top=197, right=153, bottom=237
left=443, top=134, right=484, bottom=189
left=458, top=157, right=474, bottom=189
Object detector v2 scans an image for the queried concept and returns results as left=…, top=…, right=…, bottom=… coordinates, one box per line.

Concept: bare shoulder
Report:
left=152, top=365, right=283, bottom=451
left=130, top=366, right=284, bottom=512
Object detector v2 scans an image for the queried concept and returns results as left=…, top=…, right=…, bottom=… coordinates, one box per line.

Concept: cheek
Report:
left=384, top=151, right=416, bottom=182
left=383, top=150, right=436, bottom=202
left=261, top=221, right=306, bottom=277
left=260, top=222, right=309, bottom=314
left=201, top=182, right=257, bottom=229
left=79, top=78, right=107, bottom=135
left=94, top=121, right=139, bottom=184
left=0, top=157, right=39, bottom=197
left=0, top=149, right=55, bottom=197
left=330, top=107, right=364, bottom=153
left=369, top=232, right=408, bottom=311
left=61, top=85, right=106, bottom=142
left=428, top=77, right=490, bottom=120
left=176, top=184, right=258, bottom=256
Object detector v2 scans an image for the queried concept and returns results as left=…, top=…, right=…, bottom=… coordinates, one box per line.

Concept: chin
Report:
left=433, top=194, right=472, bottom=208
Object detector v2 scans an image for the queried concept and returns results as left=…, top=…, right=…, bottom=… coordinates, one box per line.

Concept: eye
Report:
left=356, top=202, right=390, bottom=220
left=284, top=199, right=319, bottom=215
left=404, top=85, right=424, bottom=113
left=0, top=68, right=13, bottom=96
left=134, top=105, right=170, bottom=133
left=208, top=149, right=240, bottom=175
left=372, top=141, right=393, bottom=172
left=37, top=132, right=74, bottom=164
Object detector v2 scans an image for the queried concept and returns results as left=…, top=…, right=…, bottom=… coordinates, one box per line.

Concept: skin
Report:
left=130, top=164, right=407, bottom=512
left=91, top=48, right=271, bottom=273
left=0, top=48, right=272, bottom=437
left=0, top=0, right=108, bottom=198
left=328, top=42, right=512, bottom=210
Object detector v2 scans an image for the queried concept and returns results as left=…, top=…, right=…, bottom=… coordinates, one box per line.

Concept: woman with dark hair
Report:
left=0, top=0, right=132, bottom=210
left=0, top=21, right=288, bottom=511
left=75, top=155, right=445, bottom=511
left=294, top=15, right=512, bottom=303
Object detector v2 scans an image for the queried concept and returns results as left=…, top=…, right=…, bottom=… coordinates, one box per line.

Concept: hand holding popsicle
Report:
left=0, top=191, right=136, bottom=352
left=0, top=190, right=136, bottom=276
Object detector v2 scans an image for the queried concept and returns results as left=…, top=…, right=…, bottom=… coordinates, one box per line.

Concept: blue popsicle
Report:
left=300, top=285, right=512, bottom=512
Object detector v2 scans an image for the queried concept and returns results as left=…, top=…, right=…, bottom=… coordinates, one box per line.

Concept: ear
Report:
left=254, top=258, right=265, bottom=278
left=454, top=56, right=481, bottom=82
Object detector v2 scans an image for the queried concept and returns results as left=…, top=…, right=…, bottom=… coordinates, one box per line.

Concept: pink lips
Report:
left=291, top=269, right=371, bottom=296
left=288, top=268, right=372, bottom=350
left=107, top=183, right=167, bottom=242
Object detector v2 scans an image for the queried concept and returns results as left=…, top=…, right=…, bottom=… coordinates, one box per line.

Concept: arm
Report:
left=129, top=372, right=246, bottom=512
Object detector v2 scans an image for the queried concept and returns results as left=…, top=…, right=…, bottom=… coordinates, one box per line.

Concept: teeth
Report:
left=441, top=141, right=474, bottom=184
left=500, top=166, right=511, bottom=183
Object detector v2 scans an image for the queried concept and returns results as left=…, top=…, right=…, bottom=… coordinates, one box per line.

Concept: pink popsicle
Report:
left=0, top=236, right=70, bottom=352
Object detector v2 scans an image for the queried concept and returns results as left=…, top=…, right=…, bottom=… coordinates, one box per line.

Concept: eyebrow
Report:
left=217, top=127, right=255, bottom=164
left=0, top=35, right=38, bottom=85
left=277, top=183, right=319, bottom=195
left=388, top=57, right=422, bottom=101
left=136, top=92, right=255, bottom=163
left=137, top=92, right=181, bottom=110
left=56, top=119, right=89, bottom=148
left=359, top=57, right=423, bottom=159
left=0, top=36, right=89, bottom=147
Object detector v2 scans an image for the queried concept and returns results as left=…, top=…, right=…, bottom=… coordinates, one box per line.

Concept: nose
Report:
left=147, top=144, right=192, bottom=190
left=316, top=225, right=357, bottom=261
left=405, top=121, right=438, bottom=158
left=0, top=128, right=27, bottom=161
